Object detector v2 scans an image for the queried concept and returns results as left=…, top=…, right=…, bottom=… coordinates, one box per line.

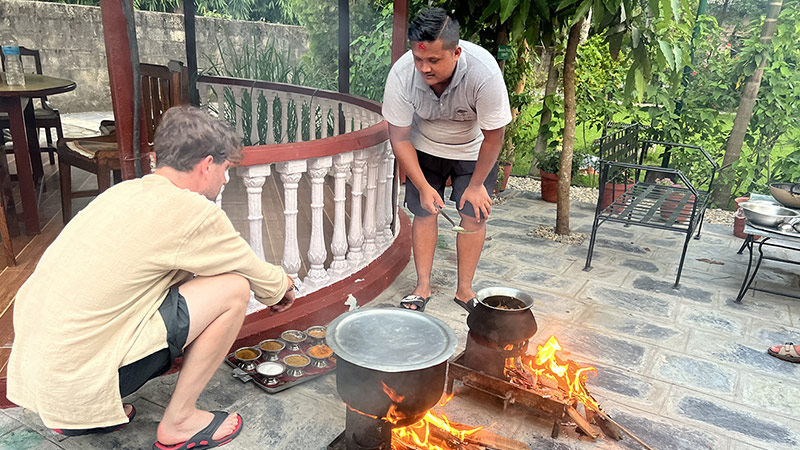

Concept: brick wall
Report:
left=0, top=0, right=308, bottom=113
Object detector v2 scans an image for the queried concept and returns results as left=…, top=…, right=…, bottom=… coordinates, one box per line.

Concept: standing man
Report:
left=8, top=106, right=295, bottom=450
left=382, top=7, right=511, bottom=312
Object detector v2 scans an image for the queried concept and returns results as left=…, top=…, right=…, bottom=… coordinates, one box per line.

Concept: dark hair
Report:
left=408, top=7, right=459, bottom=50
left=154, top=105, right=243, bottom=172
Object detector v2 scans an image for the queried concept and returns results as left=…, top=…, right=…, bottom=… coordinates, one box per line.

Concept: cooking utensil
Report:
left=466, top=286, right=538, bottom=347
left=739, top=201, right=800, bottom=227
left=435, top=204, right=475, bottom=234
left=769, top=183, right=800, bottom=209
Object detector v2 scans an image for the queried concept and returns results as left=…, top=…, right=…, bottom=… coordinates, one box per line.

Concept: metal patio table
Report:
left=735, top=193, right=800, bottom=302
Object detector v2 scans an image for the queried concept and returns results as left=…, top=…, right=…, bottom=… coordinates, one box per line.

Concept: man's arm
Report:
left=459, top=126, right=505, bottom=220
left=388, top=124, right=444, bottom=215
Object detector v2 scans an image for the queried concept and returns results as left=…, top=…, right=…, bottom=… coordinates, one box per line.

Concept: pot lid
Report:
left=326, top=308, right=457, bottom=373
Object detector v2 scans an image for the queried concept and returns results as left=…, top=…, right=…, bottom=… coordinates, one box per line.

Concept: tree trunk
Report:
left=511, top=41, right=528, bottom=121
left=556, top=20, right=582, bottom=235
left=529, top=46, right=559, bottom=175
left=711, top=0, right=782, bottom=209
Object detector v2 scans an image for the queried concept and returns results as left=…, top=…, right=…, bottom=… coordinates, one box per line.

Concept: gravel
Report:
left=505, top=175, right=735, bottom=226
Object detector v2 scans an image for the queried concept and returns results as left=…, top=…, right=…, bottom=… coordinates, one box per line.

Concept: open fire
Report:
left=504, top=336, right=598, bottom=411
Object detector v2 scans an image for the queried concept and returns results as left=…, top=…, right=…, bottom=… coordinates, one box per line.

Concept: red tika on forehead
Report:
left=417, top=43, right=426, bottom=50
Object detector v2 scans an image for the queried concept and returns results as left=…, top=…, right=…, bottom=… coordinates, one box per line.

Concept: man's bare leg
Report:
left=155, top=273, right=250, bottom=445
left=407, top=214, right=438, bottom=308
left=455, top=212, right=486, bottom=304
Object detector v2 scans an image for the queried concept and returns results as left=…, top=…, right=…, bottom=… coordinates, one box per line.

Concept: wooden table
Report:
left=0, top=74, right=75, bottom=235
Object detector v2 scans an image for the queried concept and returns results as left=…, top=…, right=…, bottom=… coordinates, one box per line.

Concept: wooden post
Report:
left=391, top=0, right=409, bottom=64
left=183, top=0, right=200, bottom=106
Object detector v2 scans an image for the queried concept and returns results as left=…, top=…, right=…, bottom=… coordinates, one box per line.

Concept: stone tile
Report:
left=666, top=390, right=800, bottom=449
left=507, top=268, right=586, bottom=296
left=544, top=328, right=650, bottom=371
left=740, top=373, right=800, bottom=420
left=574, top=224, right=635, bottom=240
left=578, top=308, right=686, bottom=349
left=730, top=441, right=771, bottom=450
left=0, top=428, right=63, bottom=450
left=0, top=410, right=22, bottom=438
left=580, top=283, right=676, bottom=319
left=486, top=217, right=533, bottom=230
left=650, top=352, right=737, bottom=396
left=721, top=297, right=793, bottom=326
left=598, top=400, right=728, bottom=450
left=686, top=332, right=800, bottom=380
left=564, top=262, right=630, bottom=287
left=629, top=275, right=715, bottom=304
left=748, top=320, right=800, bottom=346
left=499, top=244, right=573, bottom=272
left=677, top=304, right=749, bottom=337
left=521, top=289, right=587, bottom=323
left=618, top=258, right=661, bottom=274
left=475, top=257, right=514, bottom=279
left=592, top=237, right=652, bottom=256
left=586, top=363, right=666, bottom=409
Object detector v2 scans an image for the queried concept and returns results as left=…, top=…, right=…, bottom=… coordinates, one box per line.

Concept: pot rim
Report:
left=476, top=287, right=534, bottom=311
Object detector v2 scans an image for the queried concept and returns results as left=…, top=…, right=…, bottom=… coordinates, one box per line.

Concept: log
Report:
left=463, top=429, right=531, bottom=450
left=595, top=413, right=623, bottom=440
left=566, top=405, right=600, bottom=439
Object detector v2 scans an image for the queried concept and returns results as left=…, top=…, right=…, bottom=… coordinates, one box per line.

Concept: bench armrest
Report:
left=602, top=161, right=700, bottom=197
left=638, top=140, right=718, bottom=193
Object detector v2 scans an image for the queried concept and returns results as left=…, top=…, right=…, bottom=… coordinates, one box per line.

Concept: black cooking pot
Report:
left=466, top=287, right=538, bottom=346
left=336, top=358, right=447, bottom=427
left=326, top=308, right=458, bottom=428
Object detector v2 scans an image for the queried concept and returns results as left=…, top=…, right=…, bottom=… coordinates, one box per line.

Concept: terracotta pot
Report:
left=494, top=163, right=513, bottom=194
left=732, top=196, right=761, bottom=239
left=539, top=170, right=559, bottom=203
left=600, top=181, right=635, bottom=212
left=660, top=186, right=695, bottom=224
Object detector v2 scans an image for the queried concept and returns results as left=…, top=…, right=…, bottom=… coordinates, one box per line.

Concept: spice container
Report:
left=233, top=347, right=261, bottom=371
left=305, top=326, right=327, bottom=345
left=259, top=339, right=285, bottom=362
left=280, top=329, right=307, bottom=351
left=283, top=354, right=311, bottom=377
left=256, top=362, right=286, bottom=385
left=307, top=344, right=333, bottom=368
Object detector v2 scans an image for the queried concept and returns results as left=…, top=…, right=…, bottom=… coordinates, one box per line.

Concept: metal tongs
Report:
left=435, top=204, right=475, bottom=234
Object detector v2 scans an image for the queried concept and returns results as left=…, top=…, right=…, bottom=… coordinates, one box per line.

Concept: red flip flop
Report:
left=768, top=343, right=800, bottom=363
left=53, top=403, right=136, bottom=436
left=153, top=411, right=243, bottom=450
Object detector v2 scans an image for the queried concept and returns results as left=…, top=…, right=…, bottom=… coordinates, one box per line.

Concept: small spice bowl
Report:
left=258, top=339, right=286, bottom=362
left=280, top=329, right=307, bottom=352
left=233, top=346, right=262, bottom=371
left=305, top=326, right=327, bottom=345
left=307, top=344, right=334, bottom=368
left=256, top=361, right=285, bottom=385
left=283, top=354, right=311, bottom=377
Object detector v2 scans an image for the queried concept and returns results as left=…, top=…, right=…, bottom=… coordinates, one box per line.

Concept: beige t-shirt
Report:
left=382, top=40, right=512, bottom=161
left=7, top=174, right=289, bottom=429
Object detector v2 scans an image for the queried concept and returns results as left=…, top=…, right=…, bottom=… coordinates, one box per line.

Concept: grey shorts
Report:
left=118, top=285, right=190, bottom=397
left=405, top=150, right=498, bottom=220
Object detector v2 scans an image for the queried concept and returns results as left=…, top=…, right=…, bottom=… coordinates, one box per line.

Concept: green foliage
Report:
left=534, top=147, right=583, bottom=176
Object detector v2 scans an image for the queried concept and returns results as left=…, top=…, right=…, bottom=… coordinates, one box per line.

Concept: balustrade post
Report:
left=277, top=160, right=307, bottom=286
left=279, top=92, right=289, bottom=143
left=362, top=147, right=380, bottom=258
left=383, top=143, right=395, bottom=241
left=375, top=146, right=388, bottom=248
left=237, top=165, right=271, bottom=261
left=329, top=152, right=353, bottom=278
left=304, top=156, right=333, bottom=289
left=295, top=97, right=303, bottom=143
left=347, top=150, right=367, bottom=266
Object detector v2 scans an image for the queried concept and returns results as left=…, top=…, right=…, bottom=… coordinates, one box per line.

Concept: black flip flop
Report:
left=768, top=343, right=800, bottom=363
left=453, top=297, right=479, bottom=313
left=399, top=294, right=430, bottom=312
left=153, top=411, right=243, bottom=450
left=53, top=403, right=136, bottom=436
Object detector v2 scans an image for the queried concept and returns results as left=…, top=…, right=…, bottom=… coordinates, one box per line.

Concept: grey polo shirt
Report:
left=382, top=40, right=512, bottom=161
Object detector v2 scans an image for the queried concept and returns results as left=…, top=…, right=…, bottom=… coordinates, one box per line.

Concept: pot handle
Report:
left=791, top=183, right=800, bottom=194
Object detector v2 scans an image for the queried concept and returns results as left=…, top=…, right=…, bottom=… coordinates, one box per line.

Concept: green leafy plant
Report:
left=534, top=147, right=582, bottom=177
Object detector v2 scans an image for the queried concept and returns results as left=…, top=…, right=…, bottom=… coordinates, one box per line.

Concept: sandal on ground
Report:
left=53, top=403, right=136, bottom=436
left=453, top=297, right=479, bottom=314
left=767, top=343, right=800, bottom=363
left=153, top=411, right=243, bottom=450
left=399, top=294, right=430, bottom=312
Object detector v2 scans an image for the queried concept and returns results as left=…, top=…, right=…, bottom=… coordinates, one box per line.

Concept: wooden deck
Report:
left=0, top=154, right=343, bottom=381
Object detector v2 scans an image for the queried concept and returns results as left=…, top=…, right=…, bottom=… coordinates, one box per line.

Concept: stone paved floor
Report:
left=1, top=115, right=799, bottom=449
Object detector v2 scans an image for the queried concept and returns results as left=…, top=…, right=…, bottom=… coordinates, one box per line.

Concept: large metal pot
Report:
left=466, top=287, right=538, bottom=347
left=327, top=308, right=457, bottom=427
left=770, top=183, right=800, bottom=209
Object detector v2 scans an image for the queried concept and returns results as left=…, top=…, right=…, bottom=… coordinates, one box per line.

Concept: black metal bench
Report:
left=583, top=123, right=719, bottom=287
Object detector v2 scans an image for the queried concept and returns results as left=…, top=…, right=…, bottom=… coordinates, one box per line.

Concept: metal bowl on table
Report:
left=769, top=183, right=800, bottom=209
left=739, top=201, right=800, bottom=227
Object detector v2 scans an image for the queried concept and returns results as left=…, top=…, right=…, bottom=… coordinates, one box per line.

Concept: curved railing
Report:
left=197, top=75, right=410, bottom=339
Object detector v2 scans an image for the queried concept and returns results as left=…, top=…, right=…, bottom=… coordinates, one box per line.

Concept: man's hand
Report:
left=459, top=184, right=492, bottom=221
left=271, top=286, right=296, bottom=313
left=420, top=186, right=445, bottom=215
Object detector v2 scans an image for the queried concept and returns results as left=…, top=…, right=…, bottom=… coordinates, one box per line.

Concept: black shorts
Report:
left=405, top=150, right=498, bottom=220
left=118, top=286, right=190, bottom=397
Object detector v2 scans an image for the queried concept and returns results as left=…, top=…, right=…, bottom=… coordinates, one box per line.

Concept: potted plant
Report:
left=600, top=170, right=635, bottom=212
left=495, top=123, right=516, bottom=193
left=534, top=147, right=582, bottom=203
left=656, top=177, right=694, bottom=224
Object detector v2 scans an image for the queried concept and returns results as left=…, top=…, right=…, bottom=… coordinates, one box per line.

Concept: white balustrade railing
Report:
left=198, top=76, right=398, bottom=309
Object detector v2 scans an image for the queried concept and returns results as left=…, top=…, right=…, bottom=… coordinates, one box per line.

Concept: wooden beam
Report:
left=182, top=0, right=200, bottom=106
left=391, top=0, right=409, bottom=64
left=337, top=0, right=350, bottom=94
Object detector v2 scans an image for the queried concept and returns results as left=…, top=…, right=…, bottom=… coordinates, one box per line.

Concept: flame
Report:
left=392, top=394, right=483, bottom=449
left=507, top=336, right=599, bottom=410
